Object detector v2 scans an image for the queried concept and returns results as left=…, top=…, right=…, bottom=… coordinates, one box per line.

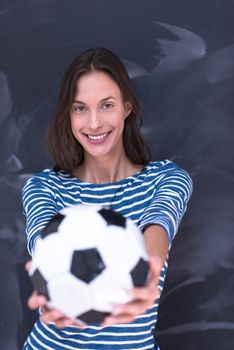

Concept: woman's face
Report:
left=70, top=70, right=131, bottom=161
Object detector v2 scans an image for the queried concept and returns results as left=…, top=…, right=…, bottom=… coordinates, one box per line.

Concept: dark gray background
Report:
left=0, top=0, right=233, bottom=349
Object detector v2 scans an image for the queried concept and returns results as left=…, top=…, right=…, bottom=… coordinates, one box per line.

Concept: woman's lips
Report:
left=85, top=131, right=111, bottom=144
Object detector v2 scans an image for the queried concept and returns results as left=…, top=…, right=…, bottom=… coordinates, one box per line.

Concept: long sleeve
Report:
left=138, top=164, right=193, bottom=247
left=22, top=172, right=58, bottom=255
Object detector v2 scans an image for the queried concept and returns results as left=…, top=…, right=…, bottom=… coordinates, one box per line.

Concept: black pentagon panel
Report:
left=41, top=213, right=65, bottom=239
left=98, top=208, right=126, bottom=228
left=77, top=309, right=110, bottom=324
left=130, top=258, right=149, bottom=287
left=71, top=248, right=105, bottom=283
left=30, top=268, right=50, bottom=300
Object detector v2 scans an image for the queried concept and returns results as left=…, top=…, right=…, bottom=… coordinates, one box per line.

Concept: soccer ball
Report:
left=29, top=204, right=149, bottom=324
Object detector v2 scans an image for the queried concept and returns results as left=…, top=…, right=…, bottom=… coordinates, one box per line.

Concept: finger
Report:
left=103, top=297, right=157, bottom=326
left=55, top=318, right=86, bottom=329
left=112, top=298, right=153, bottom=318
left=40, top=309, right=64, bottom=324
left=128, top=285, right=160, bottom=301
left=54, top=318, right=77, bottom=328
left=27, top=292, right=47, bottom=309
left=25, top=260, right=32, bottom=272
left=40, top=307, right=86, bottom=328
left=102, top=313, right=136, bottom=326
left=42, top=311, right=86, bottom=329
left=41, top=304, right=54, bottom=315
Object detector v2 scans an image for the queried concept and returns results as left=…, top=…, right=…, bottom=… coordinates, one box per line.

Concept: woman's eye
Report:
left=74, top=105, right=86, bottom=112
left=102, top=103, right=113, bottom=110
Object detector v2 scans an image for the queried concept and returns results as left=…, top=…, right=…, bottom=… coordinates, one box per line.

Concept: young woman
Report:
left=22, top=47, right=193, bottom=349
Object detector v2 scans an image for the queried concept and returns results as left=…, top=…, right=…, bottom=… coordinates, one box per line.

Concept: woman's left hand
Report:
left=102, top=256, right=163, bottom=326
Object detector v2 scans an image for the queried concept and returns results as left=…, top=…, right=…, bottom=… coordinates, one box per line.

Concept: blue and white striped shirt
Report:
left=22, top=160, right=193, bottom=350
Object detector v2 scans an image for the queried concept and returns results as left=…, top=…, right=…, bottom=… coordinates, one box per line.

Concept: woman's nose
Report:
left=88, top=111, right=102, bottom=130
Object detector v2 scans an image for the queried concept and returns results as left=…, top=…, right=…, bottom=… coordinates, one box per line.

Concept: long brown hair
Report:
left=47, top=47, right=151, bottom=172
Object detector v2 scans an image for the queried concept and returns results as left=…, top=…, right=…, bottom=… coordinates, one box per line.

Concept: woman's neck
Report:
left=73, top=154, right=142, bottom=184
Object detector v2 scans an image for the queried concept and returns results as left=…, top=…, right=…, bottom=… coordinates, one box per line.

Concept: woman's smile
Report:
left=85, top=131, right=112, bottom=144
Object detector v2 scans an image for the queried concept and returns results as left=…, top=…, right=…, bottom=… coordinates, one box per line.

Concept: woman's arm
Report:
left=139, top=165, right=193, bottom=247
left=103, top=165, right=193, bottom=326
left=144, top=224, right=169, bottom=263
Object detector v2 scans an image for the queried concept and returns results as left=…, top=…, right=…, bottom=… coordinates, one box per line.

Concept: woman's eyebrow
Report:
left=73, top=96, right=117, bottom=104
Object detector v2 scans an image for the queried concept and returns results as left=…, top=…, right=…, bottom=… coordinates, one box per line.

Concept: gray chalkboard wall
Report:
left=0, top=1, right=234, bottom=349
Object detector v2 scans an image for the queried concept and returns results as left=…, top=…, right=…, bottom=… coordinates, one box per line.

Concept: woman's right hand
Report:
left=26, top=261, right=86, bottom=329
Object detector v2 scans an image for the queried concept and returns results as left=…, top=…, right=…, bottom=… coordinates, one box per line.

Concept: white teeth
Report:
left=87, top=133, right=108, bottom=140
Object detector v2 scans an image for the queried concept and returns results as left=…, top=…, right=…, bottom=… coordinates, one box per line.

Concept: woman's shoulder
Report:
left=27, top=168, right=73, bottom=182
left=146, top=159, right=184, bottom=173
left=25, top=168, right=57, bottom=183
left=145, top=159, right=193, bottom=199
left=23, top=168, right=72, bottom=192
left=146, top=159, right=193, bottom=185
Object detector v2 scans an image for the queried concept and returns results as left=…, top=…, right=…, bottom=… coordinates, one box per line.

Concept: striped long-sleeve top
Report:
left=22, top=159, right=193, bottom=350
